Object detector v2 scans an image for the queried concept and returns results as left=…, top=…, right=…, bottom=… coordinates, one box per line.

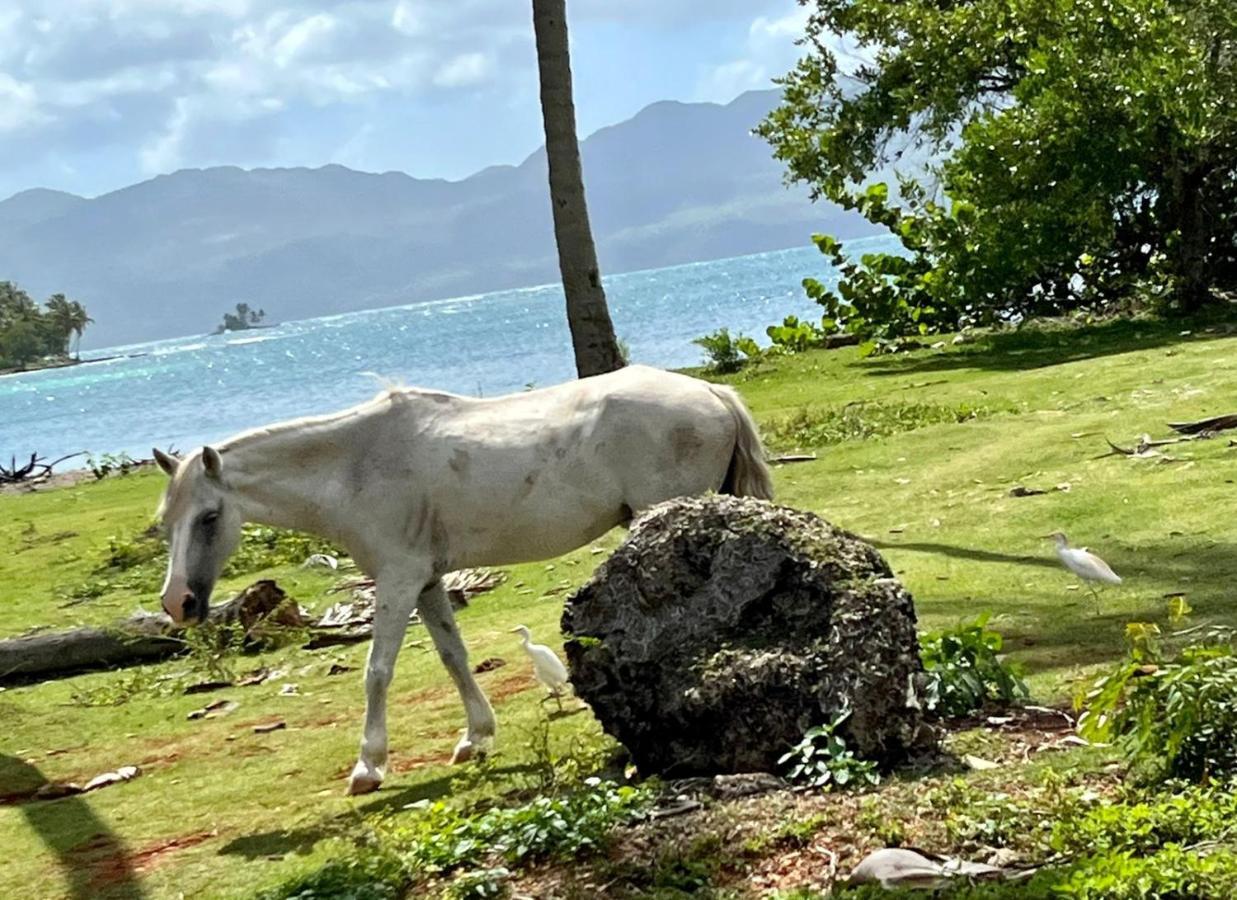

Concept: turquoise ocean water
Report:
left=0, top=235, right=896, bottom=463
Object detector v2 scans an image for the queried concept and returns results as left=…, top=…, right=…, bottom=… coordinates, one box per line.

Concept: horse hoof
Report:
left=346, top=764, right=383, bottom=795
left=346, top=774, right=382, bottom=795
left=451, top=737, right=491, bottom=765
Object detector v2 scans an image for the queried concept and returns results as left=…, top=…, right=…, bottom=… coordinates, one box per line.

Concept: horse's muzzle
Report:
left=164, top=591, right=206, bottom=624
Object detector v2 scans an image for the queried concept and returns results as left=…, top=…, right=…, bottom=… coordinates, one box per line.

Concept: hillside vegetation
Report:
left=1, top=319, right=1235, bottom=898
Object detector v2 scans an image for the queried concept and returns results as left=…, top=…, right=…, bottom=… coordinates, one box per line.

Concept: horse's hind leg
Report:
left=417, top=580, right=497, bottom=764
left=347, top=561, right=429, bottom=796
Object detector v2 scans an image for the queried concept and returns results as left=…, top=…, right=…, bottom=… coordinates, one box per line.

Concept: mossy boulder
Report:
left=562, top=495, right=935, bottom=776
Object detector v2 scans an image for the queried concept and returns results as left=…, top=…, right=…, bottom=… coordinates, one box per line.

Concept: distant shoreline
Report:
left=0, top=352, right=145, bottom=379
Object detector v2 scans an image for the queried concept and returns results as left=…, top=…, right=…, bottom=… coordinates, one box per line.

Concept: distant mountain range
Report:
left=0, top=90, right=877, bottom=348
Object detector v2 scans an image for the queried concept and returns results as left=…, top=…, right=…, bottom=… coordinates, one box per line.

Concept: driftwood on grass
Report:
left=0, top=451, right=86, bottom=485
left=0, top=568, right=510, bottom=685
left=0, top=581, right=296, bottom=683
left=1167, top=413, right=1237, bottom=435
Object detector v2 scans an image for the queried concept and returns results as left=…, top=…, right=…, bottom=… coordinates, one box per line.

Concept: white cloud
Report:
left=0, top=72, right=47, bottom=132
left=432, top=52, right=492, bottom=89
left=697, top=7, right=810, bottom=103
left=390, top=0, right=423, bottom=37
left=139, top=96, right=192, bottom=173
left=270, top=13, right=339, bottom=68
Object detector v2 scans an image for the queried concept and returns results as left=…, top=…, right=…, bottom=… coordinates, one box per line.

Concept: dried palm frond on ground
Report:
left=321, top=567, right=509, bottom=626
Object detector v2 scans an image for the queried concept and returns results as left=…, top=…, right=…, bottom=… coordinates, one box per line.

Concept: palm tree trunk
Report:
left=531, top=0, right=624, bottom=377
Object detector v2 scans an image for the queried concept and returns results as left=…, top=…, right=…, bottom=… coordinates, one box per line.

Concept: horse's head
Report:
left=153, top=446, right=243, bottom=624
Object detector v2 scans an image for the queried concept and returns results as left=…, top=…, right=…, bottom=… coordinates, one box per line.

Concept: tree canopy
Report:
left=759, top=0, right=1236, bottom=349
left=218, top=302, right=266, bottom=333
left=0, top=282, right=91, bottom=369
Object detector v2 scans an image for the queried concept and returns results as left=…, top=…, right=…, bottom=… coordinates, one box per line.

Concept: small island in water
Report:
left=214, top=302, right=276, bottom=334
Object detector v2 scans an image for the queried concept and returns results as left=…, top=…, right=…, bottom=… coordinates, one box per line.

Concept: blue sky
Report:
left=0, top=0, right=810, bottom=201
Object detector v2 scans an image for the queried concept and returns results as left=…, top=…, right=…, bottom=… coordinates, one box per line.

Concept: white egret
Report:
left=511, top=625, right=570, bottom=709
left=1045, top=531, right=1122, bottom=612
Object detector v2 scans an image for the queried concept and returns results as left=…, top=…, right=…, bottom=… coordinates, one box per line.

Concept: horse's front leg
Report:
left=417, top=579, right=497, bottom=763
left=347, top=563, right=429, bottom=796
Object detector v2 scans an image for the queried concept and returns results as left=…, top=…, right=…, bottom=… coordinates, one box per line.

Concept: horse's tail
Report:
left=708, top=384, right=774, bottom=501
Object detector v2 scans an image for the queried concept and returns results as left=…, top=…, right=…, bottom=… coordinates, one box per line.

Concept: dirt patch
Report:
left=488, top=671, right=538, bottom=702
left=137, top=749, right=182, bottom=769
left=390, top=750, right=447, bottom=774
left=78, top=829, right=217, bottom=892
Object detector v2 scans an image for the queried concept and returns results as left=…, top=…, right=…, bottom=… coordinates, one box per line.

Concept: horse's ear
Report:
left=152, top=448, right=179, bottom=477
left=202, top=446, right=223, bottom=481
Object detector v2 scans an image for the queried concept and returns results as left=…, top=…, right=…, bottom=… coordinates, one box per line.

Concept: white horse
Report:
left=152, top=364, right=772, bottom=794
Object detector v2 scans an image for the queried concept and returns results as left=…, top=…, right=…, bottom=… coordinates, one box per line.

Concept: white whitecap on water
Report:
left=152, top=342, right=208, bottom=356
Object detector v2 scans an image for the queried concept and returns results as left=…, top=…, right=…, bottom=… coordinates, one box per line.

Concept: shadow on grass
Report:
left=861, top=318, right=1229, bottom=376
left=871, top=539, right=1061, bottom=570
left=0, top=755, right=146, bottom=899
left=219, top=762, right=545, bottom=861
left=216, top=772, right=457, bottom=860
left=882, top=537, right=1237, bottom=678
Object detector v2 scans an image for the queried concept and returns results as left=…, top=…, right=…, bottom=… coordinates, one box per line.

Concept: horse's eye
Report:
left=201, top=511, right=220, bottom=527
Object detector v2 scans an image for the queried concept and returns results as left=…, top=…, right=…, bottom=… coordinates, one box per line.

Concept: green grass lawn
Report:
left=2, top=318, right=1235, bottom=899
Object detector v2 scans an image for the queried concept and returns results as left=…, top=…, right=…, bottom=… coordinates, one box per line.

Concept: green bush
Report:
left=444, top=867, right=511, bottom=900
left=766, top=315, right=826, bottom=353
left=86, top=451, right=138, bottom=480
left=1050, top=784, right=1237, bottom=857
left=692, top=328, right=761, bottom=374
left=394, top=778, right=652, bottom=875
left=1079, top=635, right=1237, bottom=783
left=920, top=616, right=1030, bottom=717
left=778, top=710, right=881, bottom=791
left=1048, top=845, right=1237, bottom=900
left=224, top=525, right=339, bottom=576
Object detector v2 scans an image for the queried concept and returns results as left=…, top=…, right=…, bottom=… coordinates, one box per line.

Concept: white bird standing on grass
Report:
left=1045, top=531, right=1122, bottom=613
left=511, top=625, right=570, bottom=709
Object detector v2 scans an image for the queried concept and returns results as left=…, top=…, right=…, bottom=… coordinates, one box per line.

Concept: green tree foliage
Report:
left=759, top=0, right=1237, bottom=349
left=219, top=301, right=266, bottom=332
left=0, top=281, right=91, bottom=368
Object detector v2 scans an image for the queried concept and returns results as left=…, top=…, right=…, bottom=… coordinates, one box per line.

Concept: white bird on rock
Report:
left=1045, top=531, right=1122, bottom=612
left=511, top=625, right=570, bottom=709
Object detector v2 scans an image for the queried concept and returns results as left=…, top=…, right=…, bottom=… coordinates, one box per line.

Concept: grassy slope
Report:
left=1, top=319, right=1234, bottom=899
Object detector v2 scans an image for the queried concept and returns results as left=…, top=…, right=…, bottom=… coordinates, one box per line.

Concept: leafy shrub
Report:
left=779, top=710, right=880, bottom=791
left=1050, top=784, right=1237, bottom=858
left=179, top=621, right=248, bottom=683
left=86, top=451, right=138, bottom=480
left=392, top=778, right=652, bottom=875
left=764, top=400, right=998, bottom=450
left=692, top=328, right=761, bottom=374
left=445, top=867, right=511, bottom=900
left=224, top=525, right=339, bottom=576
left=920, top=616, right=1029, bottom=717
left=1048, top=845, right=1237, bottom=900
left=1079, top=636, right=1237, bottom=783
left=766, top=315, right=826, bottom=353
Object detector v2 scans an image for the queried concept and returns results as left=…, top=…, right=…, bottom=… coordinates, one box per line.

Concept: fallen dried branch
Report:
left=0, top=451, right=86, bottom=485
left=1167, top=413, right=1237, bottom=435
